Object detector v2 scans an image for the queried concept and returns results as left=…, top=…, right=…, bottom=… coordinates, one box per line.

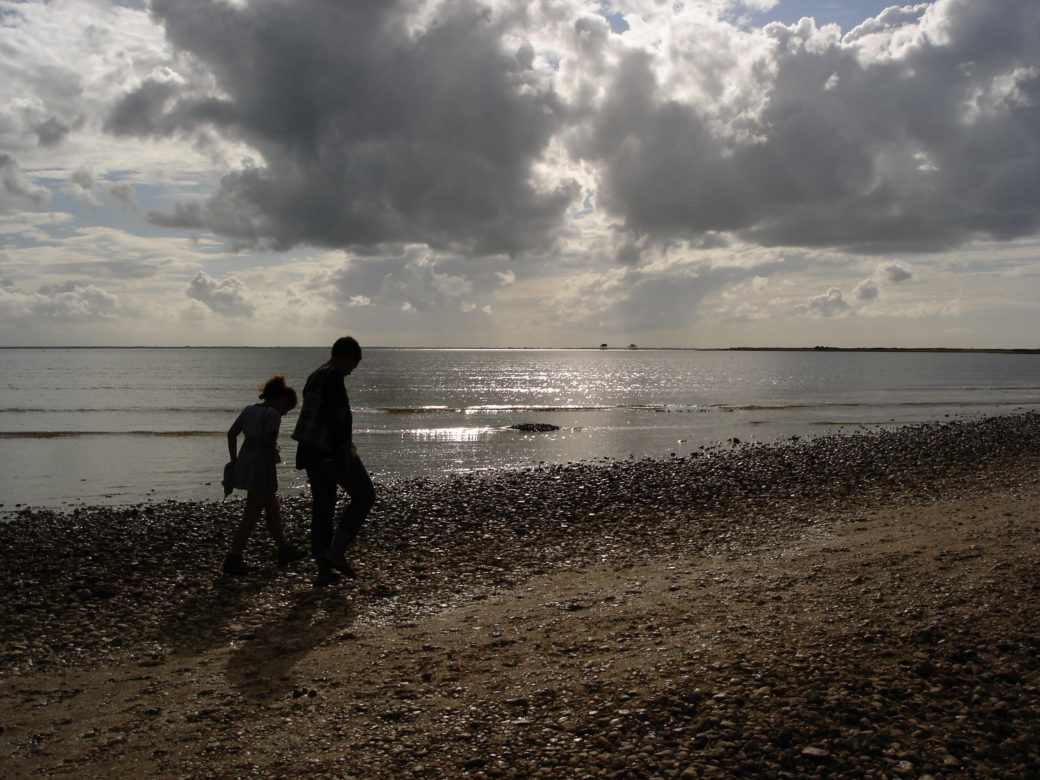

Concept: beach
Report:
left=2, top=413, right=1039, bottom=778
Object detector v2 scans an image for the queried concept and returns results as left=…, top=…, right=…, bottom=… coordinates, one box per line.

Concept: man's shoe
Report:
left=314, top=560, right=341, bottom=587
left=321, top=553, right=357, bottom=579
left=277, top=543, right=307, bottom=568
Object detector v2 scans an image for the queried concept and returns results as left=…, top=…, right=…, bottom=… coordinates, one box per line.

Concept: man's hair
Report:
left=331, top=336, right=362, bottom=361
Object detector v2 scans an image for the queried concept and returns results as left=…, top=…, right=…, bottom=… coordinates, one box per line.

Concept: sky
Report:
left=1, top=0, right=1038, bottom=348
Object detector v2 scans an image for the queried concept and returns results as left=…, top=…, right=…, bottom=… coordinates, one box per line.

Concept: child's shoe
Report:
left=222, top=552, right=254, bottom=576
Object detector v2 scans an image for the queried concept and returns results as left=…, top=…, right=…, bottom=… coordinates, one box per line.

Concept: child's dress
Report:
left=230, top=404, right=282, bottom=501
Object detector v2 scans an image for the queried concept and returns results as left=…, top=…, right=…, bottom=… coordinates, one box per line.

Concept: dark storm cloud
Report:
left=115, top=0, right=576, bottom=256
left=104, top=0, right=1040, bottom=266
left=575, top=0, right=1040, bottom=255
left=105, top=79, right=181, bottom=137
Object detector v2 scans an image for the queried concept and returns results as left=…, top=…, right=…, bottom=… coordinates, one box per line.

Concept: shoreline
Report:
left=3, top=413, right=1040, bottom=777
left=4, top=407, right=1037, bottom=518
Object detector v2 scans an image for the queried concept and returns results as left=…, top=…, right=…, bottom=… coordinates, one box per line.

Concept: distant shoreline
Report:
left=726, top=346, right=1040, bottom=354
left=1, top=345, right=1039, bottom=354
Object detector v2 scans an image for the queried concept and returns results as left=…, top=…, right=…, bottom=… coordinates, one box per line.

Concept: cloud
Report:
left=800, top=255, right=923, bottom=316
left=0, top=280, right=117, bottom=321
left=51, top=256, right=167, bottom=280
left=843, top=4, right=931, bottom=44
left=852, top=278, right=880, bottom=302
left=0, top=154, right=51, bottom=208
left=1, top=2, right=175, bottom=153
left=802, top=257, right=916, bottom=314
left=544, top=246, right=813, bottom=333
left=63, top=169, right=140, bottom=213
left=124, top=0, right=579, bottom=256
left=34, top=116, right=74, bottom=147
left=100, top=0, right=1040, bottom=268
left=0, top=0, right=230, bottom=218
left=569, top=0, right=1040, bottom=254
left=796, top=287, right=850, bottom=318
left=842, top=260, right=914, bottom=306
left=3, top=0, right=1040, bottom=348
left=880, top=261, right=913, bottom=283
left=186, top=270, right=255, bottom=317
left=109, top=183, right=140, bottom=214
left=65, top=168, right=104, bottom=209
left=310, top=244, right=515, bottom=315
left=1, top=222, right=193, bottom=289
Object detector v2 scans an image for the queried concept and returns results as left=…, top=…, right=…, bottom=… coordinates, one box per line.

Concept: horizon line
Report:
left=2, top=345, right=1039, bottom=354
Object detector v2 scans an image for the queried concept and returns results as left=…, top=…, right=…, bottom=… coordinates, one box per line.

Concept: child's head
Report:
left=259, top=375, right=298, bottom=414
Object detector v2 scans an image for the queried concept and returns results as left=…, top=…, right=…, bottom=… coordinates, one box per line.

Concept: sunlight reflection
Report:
left=410, top=426, right=495, bottom=442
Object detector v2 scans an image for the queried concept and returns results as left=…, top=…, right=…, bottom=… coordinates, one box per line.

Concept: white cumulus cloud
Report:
left=186, top=271, right=255, bottom=317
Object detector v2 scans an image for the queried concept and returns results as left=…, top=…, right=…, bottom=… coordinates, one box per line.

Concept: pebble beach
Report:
left=2, top=413, right=1040, bottom=778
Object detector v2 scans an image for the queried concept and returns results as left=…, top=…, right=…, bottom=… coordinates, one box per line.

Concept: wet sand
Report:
left=2, top=414, right=1040, bottom=778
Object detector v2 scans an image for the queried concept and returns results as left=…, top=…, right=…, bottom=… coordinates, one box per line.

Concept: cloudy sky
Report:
left=1, top=0, right=1038, bottom=348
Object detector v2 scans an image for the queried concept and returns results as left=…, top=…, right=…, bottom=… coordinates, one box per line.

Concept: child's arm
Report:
left=263, top=431, right=279, bottom=492
left=227, top=421, right=243, bottom=461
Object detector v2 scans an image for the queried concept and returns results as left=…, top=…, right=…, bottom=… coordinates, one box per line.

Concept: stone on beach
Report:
left=508, top=423, right=561, bottom=432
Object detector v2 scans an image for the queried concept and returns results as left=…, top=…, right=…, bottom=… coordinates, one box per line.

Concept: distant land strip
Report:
left=726, top=346, right=1040, bottom=354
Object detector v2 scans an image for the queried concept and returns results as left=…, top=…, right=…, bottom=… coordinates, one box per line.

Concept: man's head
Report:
left=330, top=336, right=362, bottom=375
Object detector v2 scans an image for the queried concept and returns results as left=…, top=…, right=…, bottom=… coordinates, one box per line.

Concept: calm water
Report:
left=2, top=347, right=1039, bottom=511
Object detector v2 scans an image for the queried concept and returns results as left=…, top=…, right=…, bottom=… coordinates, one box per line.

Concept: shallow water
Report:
left=2, top=347, right=1039, bottom=510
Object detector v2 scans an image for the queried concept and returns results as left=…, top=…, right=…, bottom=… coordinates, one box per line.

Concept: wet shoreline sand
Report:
left=2, top=414, right=1040, bottom=777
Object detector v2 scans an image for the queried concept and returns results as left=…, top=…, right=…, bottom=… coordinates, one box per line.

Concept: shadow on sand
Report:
left=153, top=564, right=358, bottom=700
left=223, top=585, right=357, bottom=700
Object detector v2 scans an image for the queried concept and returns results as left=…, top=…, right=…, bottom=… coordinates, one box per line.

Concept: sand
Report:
left=2, top=413, right=1040, bottom=778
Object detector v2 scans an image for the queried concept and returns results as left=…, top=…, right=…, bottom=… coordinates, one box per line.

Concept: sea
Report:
left=2, top=347, right=1039, bottom=512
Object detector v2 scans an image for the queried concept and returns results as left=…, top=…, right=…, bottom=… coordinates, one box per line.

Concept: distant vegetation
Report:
left=728, top=347, right=1040, bottom=354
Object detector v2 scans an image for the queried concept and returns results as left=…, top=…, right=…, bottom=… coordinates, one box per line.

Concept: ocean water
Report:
left=2, top=347, right=1039, bottom=511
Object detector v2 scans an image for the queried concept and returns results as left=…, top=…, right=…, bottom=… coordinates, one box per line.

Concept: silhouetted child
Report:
left=222, top=375, right=306, bottom=575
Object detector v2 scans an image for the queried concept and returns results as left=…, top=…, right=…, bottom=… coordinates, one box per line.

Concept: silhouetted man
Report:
left=293, top=336, right=376, bottom=585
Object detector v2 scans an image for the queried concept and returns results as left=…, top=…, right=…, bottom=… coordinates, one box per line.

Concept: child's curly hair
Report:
left=259, top=375, right=298, bottom=410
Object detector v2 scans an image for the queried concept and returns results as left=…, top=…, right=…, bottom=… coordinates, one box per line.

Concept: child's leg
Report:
left=229, top=493, right=263, bottom=554
left=262, top=494, right=287, bottom=548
